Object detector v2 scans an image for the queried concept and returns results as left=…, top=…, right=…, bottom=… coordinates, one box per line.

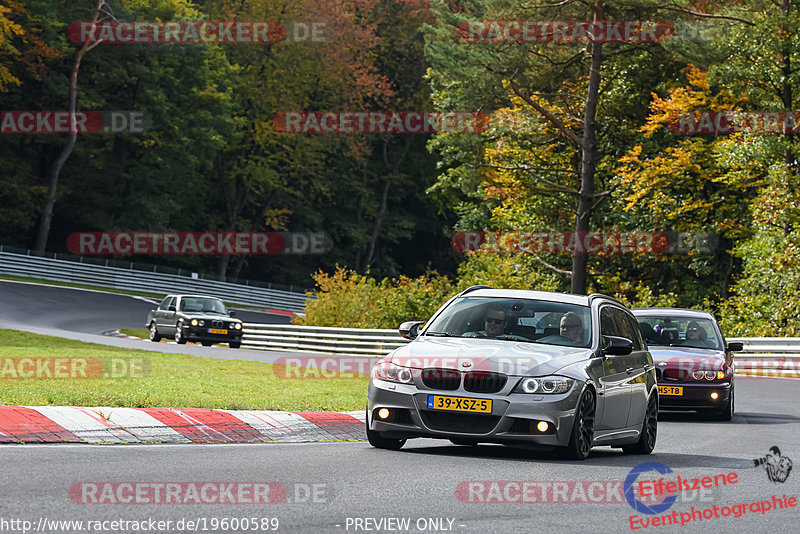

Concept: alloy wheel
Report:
left=576, top=391, right=596, bottom=458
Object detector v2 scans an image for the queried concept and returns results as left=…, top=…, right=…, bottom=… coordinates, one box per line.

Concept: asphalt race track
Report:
left=1, top=379, right=798, bottom=534
left=0, top=280, right=321, bottom=363
left=1, top=280, right=799, bottom=533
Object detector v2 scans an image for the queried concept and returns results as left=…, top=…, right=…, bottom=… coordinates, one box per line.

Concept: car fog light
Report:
left=190, top=319, right=199, bottom=326
left=536, top=421, right=549, bottom=432
left=378, top=408, right=390, bottom=420
left=710, top=392, right=719, bottom=400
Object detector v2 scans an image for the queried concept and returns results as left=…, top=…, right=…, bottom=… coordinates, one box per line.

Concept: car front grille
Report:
left=211, top=320, right=224, bottom=328
left=421, top=368, right=461, bottom=390
left=662, top=368, right=690, bottom=382
left=420, top=411, right=500, bottom=434
left=463, top=372, right=507, bottom=393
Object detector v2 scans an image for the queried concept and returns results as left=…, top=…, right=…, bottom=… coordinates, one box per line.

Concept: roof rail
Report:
left=588, top=293, right=625, bottom=305
left=459, top=285, right=493, bottom=296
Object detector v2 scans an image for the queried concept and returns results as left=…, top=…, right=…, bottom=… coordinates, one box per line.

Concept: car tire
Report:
left=229, top=341, right=241, bottom=349
left=560, top=388, right=595, bottom=460
left=175, top=323, right=187, bottom=344
left=201, top=341, right=212, bottom=347
left=365, top=410, right=406, bottom=450
left=623, top=391, right=658, bottom=455
left=449, top=439, right=478, bottom=446
left=713, top=387, right=733, bottom=421
left=149, top=322, right=162, bottom=342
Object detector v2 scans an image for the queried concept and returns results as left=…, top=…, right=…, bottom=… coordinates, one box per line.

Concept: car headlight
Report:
left=234, top=323, right=242, bottom=330
left=692, top=370, right=717, bottom=381
left=373, top=361, right=414, bottom=384
left=190, top=319, right=199, bottom=326
left=514, top=376, right=573, bottom=394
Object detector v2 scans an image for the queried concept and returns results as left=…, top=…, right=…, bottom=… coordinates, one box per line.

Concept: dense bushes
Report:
left=296, top=267, right=456, bottom=329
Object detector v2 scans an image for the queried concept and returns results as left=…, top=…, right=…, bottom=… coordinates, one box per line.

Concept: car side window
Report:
left=165, top=296, right=176, bottom=311
left=158, top=297, right=170, bottom=310
left=612, top=308, right=643, bottom=351
left=600, top=307, right=621, bottom=337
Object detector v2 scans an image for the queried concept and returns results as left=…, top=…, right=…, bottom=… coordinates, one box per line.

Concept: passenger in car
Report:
left=559, top=312, right=584, bottom=344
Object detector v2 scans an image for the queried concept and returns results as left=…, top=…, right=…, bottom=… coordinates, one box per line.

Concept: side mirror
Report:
left=229, top=310, right=237, bottom=317
left=603, top=335, right=633, bottom=356
left=727, top=341, right=743, bottom=352
left=168, top=306, right=176, bottom=312
left=399, top=321, right=424, bottom=340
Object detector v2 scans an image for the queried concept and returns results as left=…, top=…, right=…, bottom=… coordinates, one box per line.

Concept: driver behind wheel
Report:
left=464, top=305, right=508, bottom=338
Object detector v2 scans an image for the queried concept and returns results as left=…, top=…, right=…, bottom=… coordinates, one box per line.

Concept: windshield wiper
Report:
left=424, top=331, right=458, bottom=337
left=494, top=335, right=537, bottom=343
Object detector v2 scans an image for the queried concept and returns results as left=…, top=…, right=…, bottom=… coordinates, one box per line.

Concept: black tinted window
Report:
left=600, top=307, right=621, bottom=337
left=611, top=308, right=643, bottom=350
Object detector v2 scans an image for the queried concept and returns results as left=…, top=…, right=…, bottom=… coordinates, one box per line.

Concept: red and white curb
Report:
left=0, top=406, right=366, bottom=444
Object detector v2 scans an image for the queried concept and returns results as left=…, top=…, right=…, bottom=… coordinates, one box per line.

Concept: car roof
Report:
left=458, top=288, right=620, bottom=307
left=171, top=294, right=224, bottom=300
left=632, top=307, right=714, bottom=319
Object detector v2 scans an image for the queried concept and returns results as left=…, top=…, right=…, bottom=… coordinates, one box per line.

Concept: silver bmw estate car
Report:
left=366, top=287, right=658, bottom=460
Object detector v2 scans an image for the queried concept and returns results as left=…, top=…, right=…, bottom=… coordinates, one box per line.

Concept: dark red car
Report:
left=632, top=308, right=742, bottom=420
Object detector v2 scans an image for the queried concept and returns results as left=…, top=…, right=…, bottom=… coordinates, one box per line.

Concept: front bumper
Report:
left=180, top=325, right=243, bottom=343
left=367, top=378, right=583, bottom=447
left=657, top=381, right=731, bottom=411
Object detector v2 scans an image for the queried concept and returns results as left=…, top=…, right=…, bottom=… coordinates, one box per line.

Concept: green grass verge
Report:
left=0, top=329, right=368, bottom=411
left=120, top=328, right=151, bottom=338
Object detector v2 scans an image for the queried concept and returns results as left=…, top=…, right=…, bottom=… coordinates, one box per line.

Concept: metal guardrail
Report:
left=728, top=338, right=800, bottom=377
left=0, top=250, right=312, bottom=312
left=242, top=324, right=408, bottom=356
left=239, top=330, right=800, bottom=377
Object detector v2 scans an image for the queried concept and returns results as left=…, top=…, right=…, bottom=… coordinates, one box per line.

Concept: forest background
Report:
left=2, top=0, right=799, bottom=335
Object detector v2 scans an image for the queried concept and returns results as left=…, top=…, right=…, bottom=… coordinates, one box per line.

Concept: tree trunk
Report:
left=34, top=0, right=106, bottom=254
left=215, top=154, right=247, bottom=281
left=571, top=1, right=604, bottom=295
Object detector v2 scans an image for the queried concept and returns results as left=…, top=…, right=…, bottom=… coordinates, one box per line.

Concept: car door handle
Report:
left=626, top=367, right=634, bottom=375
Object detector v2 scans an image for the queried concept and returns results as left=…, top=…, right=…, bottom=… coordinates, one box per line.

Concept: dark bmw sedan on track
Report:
left=146, top=295, right=243, bottom=348
left=632, top=308, right=742, bottom=420
left=367, top=287, right=659, bottom=460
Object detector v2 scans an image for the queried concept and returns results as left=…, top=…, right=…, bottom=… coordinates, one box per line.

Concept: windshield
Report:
left=424, top=297, right=592, bottom=348
left=635, top=315, right=721, bottom=350
left=179, top=297, right=227, bottom=314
